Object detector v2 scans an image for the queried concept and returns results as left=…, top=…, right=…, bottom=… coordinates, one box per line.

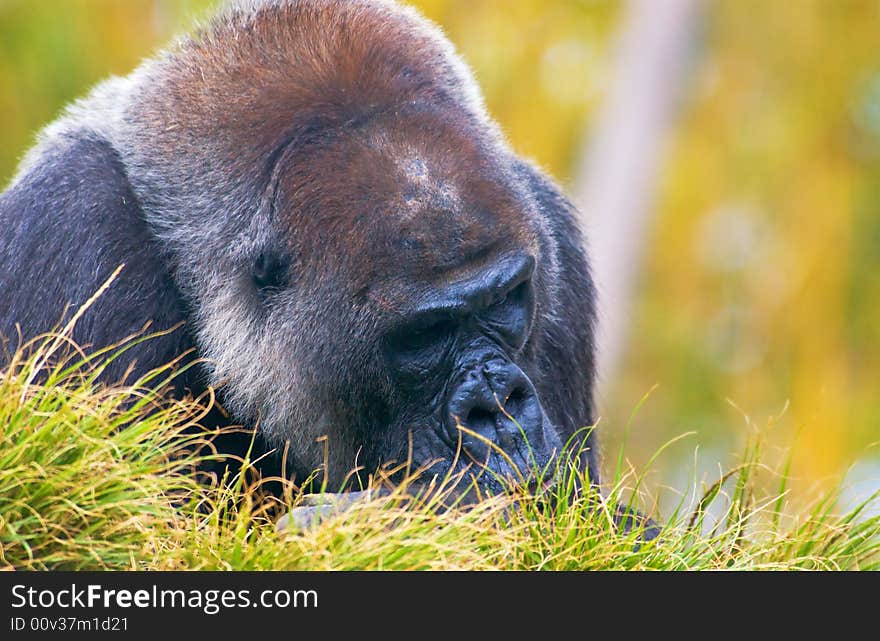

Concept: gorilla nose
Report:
left=445, top=359, right=545, bottom=463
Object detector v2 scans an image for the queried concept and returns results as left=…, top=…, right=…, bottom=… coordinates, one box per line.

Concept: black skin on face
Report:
left=381, top=252, right=562, bottom=488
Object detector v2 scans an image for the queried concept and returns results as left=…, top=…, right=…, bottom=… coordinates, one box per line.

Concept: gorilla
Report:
left=0, top=0, right=601, bottom=503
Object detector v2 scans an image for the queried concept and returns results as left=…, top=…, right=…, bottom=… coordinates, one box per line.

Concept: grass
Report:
left=1, top=329, right=878, bottom=571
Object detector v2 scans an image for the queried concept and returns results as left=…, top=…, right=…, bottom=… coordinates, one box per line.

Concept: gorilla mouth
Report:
left=396, top=451, right=564, bottom=509
left=398, top=414, right=564, bottom=503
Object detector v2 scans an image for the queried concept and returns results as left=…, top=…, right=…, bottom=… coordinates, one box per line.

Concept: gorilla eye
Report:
left=253, top=252, right=287, bottom=293
left=394, top=318, right=457, bottom=353
left=493, top=281, right=528, bottom=310
left=488, top=280, right=530, bottom=317
left=485, top=280, right=533, bottom=348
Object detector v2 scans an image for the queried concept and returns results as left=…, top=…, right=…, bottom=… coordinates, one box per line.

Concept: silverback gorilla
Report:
left=0, top=0, right=601, bottom=500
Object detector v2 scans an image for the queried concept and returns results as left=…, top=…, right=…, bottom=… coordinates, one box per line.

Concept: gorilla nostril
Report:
left=464, top=406, right=495, bottom=429
left=502, top=388, right=528, bottom=417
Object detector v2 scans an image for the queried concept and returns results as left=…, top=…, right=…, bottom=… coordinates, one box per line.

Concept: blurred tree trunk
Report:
left=574, top=0, right=705, bottom=400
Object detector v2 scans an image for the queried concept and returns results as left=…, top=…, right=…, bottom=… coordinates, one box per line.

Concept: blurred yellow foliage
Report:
left=617, top=0, right=880, bottom=492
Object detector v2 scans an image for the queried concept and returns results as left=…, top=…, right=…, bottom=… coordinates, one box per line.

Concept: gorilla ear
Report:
left=0, top=131, right=190, bottom=384
left=252, top=251, right=289, bottom=294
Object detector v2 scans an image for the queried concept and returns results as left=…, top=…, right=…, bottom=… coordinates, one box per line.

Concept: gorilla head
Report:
left=0, top=0, right=599, bottom=497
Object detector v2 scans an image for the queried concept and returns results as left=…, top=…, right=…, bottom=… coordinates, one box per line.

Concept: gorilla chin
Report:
left=0, top=1, right=601, bottom=511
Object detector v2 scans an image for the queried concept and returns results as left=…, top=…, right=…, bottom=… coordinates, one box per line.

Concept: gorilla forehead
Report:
left=119, top=0, right=540, bottom=274
left=272, top=110, right=543, bottom=302
left=139, top=0, right=493, bottom=168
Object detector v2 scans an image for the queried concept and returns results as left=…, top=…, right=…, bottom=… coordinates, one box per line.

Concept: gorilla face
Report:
left=378, top=250, right=564, bottom=495
left=206, top=108, right=567, bottom=495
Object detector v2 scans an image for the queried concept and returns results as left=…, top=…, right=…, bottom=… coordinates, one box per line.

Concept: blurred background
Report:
left=2, top=0, right=878, bottom=511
